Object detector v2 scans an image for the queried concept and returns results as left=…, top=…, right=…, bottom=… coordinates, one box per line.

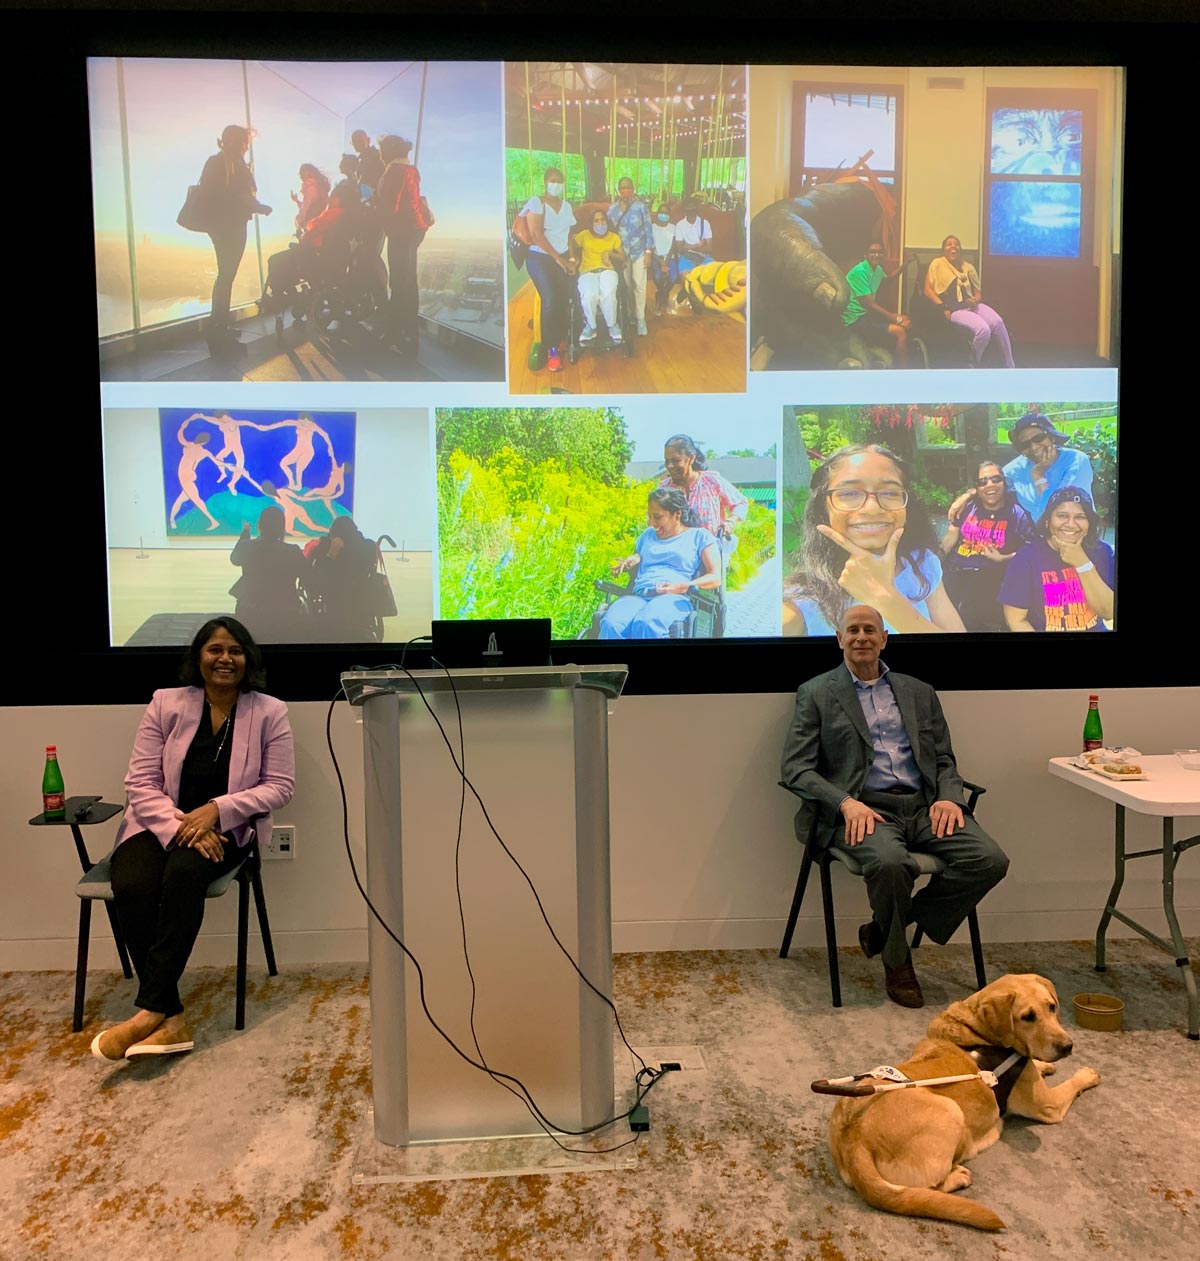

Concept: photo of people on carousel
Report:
left=102, top=406, right=434, bottom=647
left=504, top=62, right=747, bottom=394
left=748, top=65, right=1123, bottom=371
left=436, top=401, right=776, bottom=638
left=781, top=401, right=1117, bottom=635
left=89, top=58, right=504, bottom=384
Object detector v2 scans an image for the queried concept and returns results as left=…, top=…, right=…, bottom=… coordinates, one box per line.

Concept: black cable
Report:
left=421, top=658, right=648, bottom=1075
left=434, top=656, right=641, bottom=1138
left=326, top=690, right=668, bottom=1151
left=398, top=633, right=432, bottom=671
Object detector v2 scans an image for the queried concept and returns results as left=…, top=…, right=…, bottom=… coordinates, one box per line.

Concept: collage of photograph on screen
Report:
left=90, top=59, right=1122, bottom=648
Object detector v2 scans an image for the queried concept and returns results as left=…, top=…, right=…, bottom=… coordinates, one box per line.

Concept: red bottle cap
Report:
left=45, top=745, right=57, bottom=753
left=1088, top=695, right=1098, bottom=701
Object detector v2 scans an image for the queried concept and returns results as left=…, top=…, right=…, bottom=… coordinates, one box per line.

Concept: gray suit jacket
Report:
left=780, top=665, right=965, bottom=848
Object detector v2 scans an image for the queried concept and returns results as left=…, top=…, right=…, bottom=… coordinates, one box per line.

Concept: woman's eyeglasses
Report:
left=826, top=488, right=909, bottom=511
left=976, top=474, right=1006, bottom=487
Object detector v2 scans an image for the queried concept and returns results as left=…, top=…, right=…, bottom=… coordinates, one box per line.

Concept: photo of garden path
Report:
left=781, top=401, right=1117, bottom=636
left=436, top=406, right=777, bottom=639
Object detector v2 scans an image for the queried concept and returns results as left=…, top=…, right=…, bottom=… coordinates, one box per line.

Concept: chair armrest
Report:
left=594, top=579, right=636, bottom=599
left=778, top=781, right=823, bottom=846
left=962, top=780, right=987, bottom=813
left=777, top=779, right=819, bottom=802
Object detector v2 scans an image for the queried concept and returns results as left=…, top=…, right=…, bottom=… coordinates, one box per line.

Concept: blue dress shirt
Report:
left=848, top=662, right=923, bottom=793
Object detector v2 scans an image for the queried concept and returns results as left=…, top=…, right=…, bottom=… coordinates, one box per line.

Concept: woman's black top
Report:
left=177, top=702, right=236, bottom=816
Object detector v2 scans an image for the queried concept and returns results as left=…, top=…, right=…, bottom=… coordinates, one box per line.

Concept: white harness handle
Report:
left=812, top=1052, right=1023, bottom=1097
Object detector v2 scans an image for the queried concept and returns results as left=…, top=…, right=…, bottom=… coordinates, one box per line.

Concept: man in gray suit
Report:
left=781, top=604, right=1008, bottom=1007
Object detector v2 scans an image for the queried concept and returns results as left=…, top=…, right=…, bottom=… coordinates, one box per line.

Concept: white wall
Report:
left=3, top=686, right=1197, bottom=970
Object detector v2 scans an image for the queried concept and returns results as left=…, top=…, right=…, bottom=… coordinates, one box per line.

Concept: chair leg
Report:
left=780, top=845, right=815, bottom=958
left=968, top=910, right=987, bottom=990
left=74, top=901, right=92, bottom=1033
left=251, top=870, right=278, bottom=977
left=912, top=925, right=925, bottom=948
left=818, top=858, right=842, bottom=1008
left=103, top=902, right=134, bottom=979
left=236, top=876, right=249, bottom=1031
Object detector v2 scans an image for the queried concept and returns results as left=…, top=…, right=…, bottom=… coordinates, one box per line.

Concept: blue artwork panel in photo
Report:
left=159, top=408, right=356, bottom=537
left=990, top=108, right=1083, bottom=176
left=989, top=182, right=1081, bottom=258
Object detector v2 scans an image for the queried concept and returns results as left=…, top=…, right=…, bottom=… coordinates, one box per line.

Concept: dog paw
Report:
left=1074, top=1067, right=1101, bottom=1091
left=940, top=1165, right=973, bottom=1193
left=1035, top=1059, right=1057, bottom=1077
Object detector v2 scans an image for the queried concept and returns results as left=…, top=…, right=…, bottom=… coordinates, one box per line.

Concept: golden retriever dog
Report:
left=828, top=974, right=1101, bottom=1231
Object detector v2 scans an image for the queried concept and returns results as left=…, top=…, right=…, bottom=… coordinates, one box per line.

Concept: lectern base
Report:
left=351, top=1103, right=638, bottom=1185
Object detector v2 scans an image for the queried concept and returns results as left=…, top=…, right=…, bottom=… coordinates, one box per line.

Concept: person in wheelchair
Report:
left=573, top=209, right=627, bottom=346
left=258, top=183, right=356, bottom=316
left=304, top=515, right=379, bottom=642
left=598, top=488, right=720, bottom=639
left=923, top=235, right=1015, bottom=368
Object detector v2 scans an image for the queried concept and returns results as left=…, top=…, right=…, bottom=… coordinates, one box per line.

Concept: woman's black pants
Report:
left=110, top=831, right=245, bottom=1018
left=525, top=250, right=572, bottom=349
left=208, top=223, right=249, bottom=333
left=386, top=227, right=426, bottom=343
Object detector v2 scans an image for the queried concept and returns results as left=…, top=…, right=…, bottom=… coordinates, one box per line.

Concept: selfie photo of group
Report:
left=781, top=401, right=1117, bottom=635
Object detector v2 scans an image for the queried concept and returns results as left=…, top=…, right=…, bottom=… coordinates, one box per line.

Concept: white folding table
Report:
left=1048, top=755, right=1199, bottom=1040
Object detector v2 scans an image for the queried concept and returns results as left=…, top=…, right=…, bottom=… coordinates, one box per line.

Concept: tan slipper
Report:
left=90, top=1029, right=128, bottom=1062
left=90, top=1017, right=161, bottom=1062
left=125, top=1021, right=194, bottom=1057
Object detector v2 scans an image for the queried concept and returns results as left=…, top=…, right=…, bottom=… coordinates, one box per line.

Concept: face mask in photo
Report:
left=545, top=181, right=564, bottom=197
left=592, top=222, right=608, bottom=236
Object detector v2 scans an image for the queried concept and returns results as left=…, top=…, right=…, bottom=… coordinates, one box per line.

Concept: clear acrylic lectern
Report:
left=341, top=665, right=628, bottom=1147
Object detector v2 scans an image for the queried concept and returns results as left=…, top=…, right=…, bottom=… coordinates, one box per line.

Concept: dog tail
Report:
left=845, top=1144, right=1005, bottom=1232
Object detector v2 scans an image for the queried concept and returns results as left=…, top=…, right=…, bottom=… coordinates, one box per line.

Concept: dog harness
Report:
left=966, top=1048, right=1028, bottom=1114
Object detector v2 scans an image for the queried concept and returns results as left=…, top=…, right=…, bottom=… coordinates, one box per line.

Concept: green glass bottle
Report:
left=1083, top=696, right=1103, bottom=753
left=42, top=745, right=65, bottom=819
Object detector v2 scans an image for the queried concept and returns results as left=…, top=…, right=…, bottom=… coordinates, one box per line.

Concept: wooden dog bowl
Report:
left=1073, top=992, right=1124, bottom=1031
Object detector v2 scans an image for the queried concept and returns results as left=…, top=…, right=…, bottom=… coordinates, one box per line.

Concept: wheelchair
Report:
left=266, top=225, right=378, bottom=342
left=584, top=573, right=725, bottom=639
left=905, top=253, right=979, bottom=369
left=583, top=527, right=730, bottom=640
left=298, top=531, right=390, bottom=642
left=565, top=262, right=636, bottom=365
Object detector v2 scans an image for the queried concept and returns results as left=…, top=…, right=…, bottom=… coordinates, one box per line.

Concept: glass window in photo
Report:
left=989, top=181, right=1082, bottom=258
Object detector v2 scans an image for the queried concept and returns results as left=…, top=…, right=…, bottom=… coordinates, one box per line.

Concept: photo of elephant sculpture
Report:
left=751, top=180, right=906, bottom=370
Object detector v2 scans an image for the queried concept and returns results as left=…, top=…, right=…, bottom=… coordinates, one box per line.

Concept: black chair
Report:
left=778, top=782, right=989, bottom=1007
left=74, top=828, right=278, bottom=1032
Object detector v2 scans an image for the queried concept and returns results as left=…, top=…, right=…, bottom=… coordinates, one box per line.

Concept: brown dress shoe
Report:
left=883, top=957, right=925, bottom=1008
left=858, top=921, right=884, bottom=959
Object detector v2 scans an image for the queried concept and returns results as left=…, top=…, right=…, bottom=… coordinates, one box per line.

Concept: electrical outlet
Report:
left=264, top=824, right=296, bottom=860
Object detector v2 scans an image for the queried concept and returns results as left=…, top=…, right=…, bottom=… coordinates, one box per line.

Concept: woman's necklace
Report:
left=208, top=697, right=236, bottom=762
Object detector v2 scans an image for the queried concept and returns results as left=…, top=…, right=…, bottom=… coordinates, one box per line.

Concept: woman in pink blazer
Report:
left=91, top=617, right=294, bottom=1062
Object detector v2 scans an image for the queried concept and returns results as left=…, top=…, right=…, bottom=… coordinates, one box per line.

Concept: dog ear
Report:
left=976, top=989, right=1016, bottom=1047
left=1039, top=976, right=1060, bottom=1006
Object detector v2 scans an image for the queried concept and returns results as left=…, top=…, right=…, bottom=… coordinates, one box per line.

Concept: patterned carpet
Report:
left=1, top=940, right=1196, bottom=1260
